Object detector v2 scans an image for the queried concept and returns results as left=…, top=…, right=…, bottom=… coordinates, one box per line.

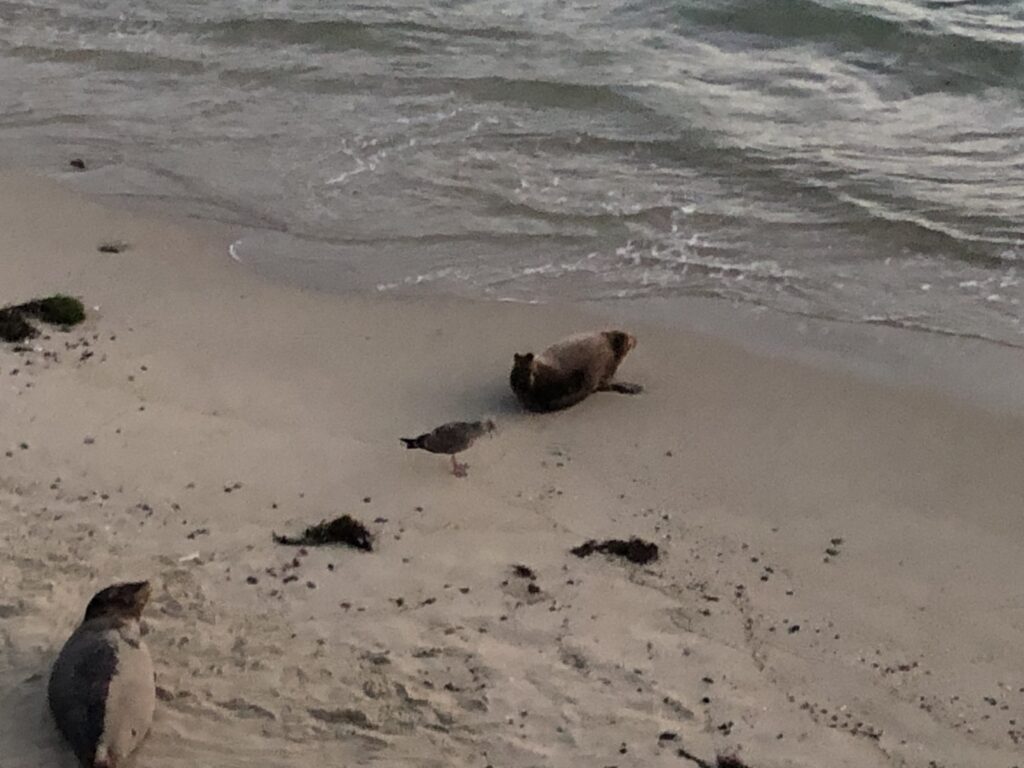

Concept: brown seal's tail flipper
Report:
left=400, top=437, right=422, bottom=449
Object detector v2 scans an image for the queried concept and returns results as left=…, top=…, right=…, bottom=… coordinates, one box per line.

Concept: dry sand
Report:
left=1, top=172, right=1023, bottom=767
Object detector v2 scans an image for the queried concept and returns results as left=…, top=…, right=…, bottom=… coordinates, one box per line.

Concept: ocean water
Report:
left=2, top=0, right=1023, bottom=346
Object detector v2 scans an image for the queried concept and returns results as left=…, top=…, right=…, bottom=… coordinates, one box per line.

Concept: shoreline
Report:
left=2, top=172, right=1024, bottom=767
left=28, top=162, right=1024, bottom=416
left=586, top=294, right=1024, bottom=418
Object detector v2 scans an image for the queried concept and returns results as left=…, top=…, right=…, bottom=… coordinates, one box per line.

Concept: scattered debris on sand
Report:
left=273, top=514, right=373, bottom=551
left=824, top=536, right=845, bottom=562
left=0, top=294, right=86, bottom=342
left=511, top=564, right=536, bottom=580
left=571, top=537, right=659, bottom=565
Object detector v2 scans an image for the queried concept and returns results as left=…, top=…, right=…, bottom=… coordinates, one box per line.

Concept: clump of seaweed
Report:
left=571, top=537, right=659, bottom=565
left=273, top=515, right=373, bottom=551
left=511, top=564, right=536, bottom=580
left=0, top=294, right=86, bottom=343
left=0, top=308, right=37, bottom=343
left=18, top=295, right=86, bottom=326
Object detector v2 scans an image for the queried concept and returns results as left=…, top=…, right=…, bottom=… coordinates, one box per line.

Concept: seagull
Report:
left=401, top=419, right=496, bottom=477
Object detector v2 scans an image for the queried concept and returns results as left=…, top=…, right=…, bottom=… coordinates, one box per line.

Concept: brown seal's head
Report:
left=83, top=581, right=151, bottom=623
left=602, top=330, right=636, bottom=361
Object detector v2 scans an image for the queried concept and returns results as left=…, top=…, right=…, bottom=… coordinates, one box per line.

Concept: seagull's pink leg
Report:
left=451, top=454, right=468, bottom=478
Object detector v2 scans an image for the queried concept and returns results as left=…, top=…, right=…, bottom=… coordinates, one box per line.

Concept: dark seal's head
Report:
left=83, top=581, right=151, bottom=623
left=602, top=330, right=637, bottom=361
left=510, top=352, right=535, bottom=397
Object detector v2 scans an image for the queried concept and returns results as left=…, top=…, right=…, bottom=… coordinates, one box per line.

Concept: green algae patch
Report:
left=18, top=295, right=86, bottom=327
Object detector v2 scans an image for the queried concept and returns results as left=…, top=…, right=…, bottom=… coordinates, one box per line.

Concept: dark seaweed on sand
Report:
left=0, top=308, right=37, bottom=343
left=675, top=747, right=753, bottom=768
left=273, top=515, right=373, bottom=551
left=0, top=294, right=86, bottom=342
left=571, top=537, right=659, bottom=565
left=511, top=564, right=536, bottom=580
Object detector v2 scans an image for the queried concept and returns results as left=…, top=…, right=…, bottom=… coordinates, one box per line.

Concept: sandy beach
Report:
left=2, top=172, right=1023, bottom=767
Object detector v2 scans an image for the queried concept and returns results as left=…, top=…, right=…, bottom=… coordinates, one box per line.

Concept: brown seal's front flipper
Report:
left=598, top=381, right=644, bottom=395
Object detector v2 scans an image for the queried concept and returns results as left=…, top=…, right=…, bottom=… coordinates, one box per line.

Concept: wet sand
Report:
left=1, top=173, right=1023, bottom=767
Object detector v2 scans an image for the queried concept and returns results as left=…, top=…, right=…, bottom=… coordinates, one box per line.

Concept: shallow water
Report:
left=1, top=0, right=1022, bottom=345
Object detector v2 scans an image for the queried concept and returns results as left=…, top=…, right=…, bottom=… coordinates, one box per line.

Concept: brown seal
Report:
left=510, top=330, right=641, bottom=412
left=48, top=581, right=156, bottom=768
left=401, top=419, right=496, bottom=477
